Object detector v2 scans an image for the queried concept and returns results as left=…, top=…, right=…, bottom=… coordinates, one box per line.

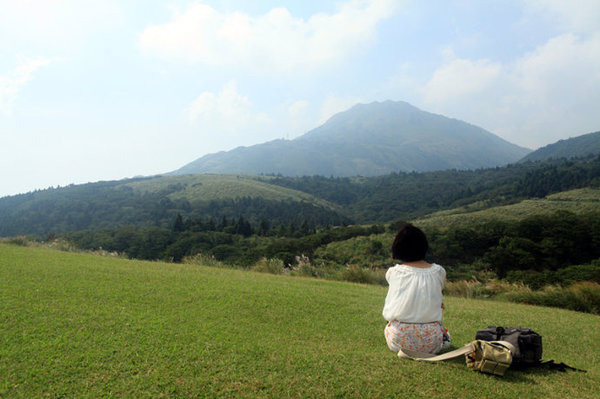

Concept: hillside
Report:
left=1, top=156, right=598, bottom=237
left=266, top=155, right=600, bottom=223
left=174, top=101, right=531, bottom=176
left=308, top=188, right=600, bottom=285
left=125, top=174, right=335, bottom=208
left=0, top=175, right=347, bottom=237
left=1, top=244, right=597, bottom=397
left=519, top=131, right=600, bottom=162
left=415, top=187, right=600, bottom=230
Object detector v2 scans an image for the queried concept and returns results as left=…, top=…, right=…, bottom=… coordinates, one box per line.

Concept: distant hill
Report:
left=174, top=101, right=531, bottom=176
left=0, top=175, right=348, bottom=237
left=415, top=188, right=600, bottom=230
left=1, top=156, right=598, bottom=237
left=519, top=131, right=600, bottom=162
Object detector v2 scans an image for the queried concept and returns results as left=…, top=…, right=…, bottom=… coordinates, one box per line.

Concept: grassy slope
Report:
left=1, top=244, right=597, bottom=398
left=125, top=174, right=338, bottom=209
left=313, top=188, right=600, bottom=268
left=415, top=188, right=600, bottom=230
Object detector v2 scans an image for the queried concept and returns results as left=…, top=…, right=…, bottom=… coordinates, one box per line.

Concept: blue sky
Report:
left=2, top=0, right=599, bottom=197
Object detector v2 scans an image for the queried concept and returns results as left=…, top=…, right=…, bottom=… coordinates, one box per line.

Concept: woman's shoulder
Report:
left=432, top=263, right=447, bottom=279
left=387, top=263, right=444, bottom=275
left=386, top=264, right=401, bottom=278
left=431, top=263, right=445, bottom=270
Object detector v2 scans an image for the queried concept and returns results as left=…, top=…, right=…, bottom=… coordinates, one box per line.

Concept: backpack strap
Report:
left=398, top=340, right=516, bottom=362
left=398, top=342, right=476, bottom=361
left=399, top=340, right=516, bottom=376
left=541, top=360, right=587, bottom=373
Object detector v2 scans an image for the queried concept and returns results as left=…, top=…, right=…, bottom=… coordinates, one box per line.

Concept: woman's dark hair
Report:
left=391, top=223, right=428, bottom=262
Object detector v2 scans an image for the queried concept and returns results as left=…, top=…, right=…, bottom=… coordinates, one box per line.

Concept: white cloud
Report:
left=513, top=33, right=600, bottom=97
left=524, top=0, right=600, bottom=33
left=139, top=0, right=397, bottom=74
left=288, top=100, right=310, bottom=119
left=421, top=56, right=502, bottom=104
left=0, top=0, right=123, bottom=51
left=0, top=57, right=56, bottom=115
left=184, top=80, right=270, bottom=135
left=420, top=33, right=600, bottom=148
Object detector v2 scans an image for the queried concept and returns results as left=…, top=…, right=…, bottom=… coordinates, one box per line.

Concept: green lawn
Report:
left=1, top=244, right=598, bottom=398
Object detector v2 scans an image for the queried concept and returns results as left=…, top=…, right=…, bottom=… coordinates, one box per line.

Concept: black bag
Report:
left=475, top=326, right=542, bottom=368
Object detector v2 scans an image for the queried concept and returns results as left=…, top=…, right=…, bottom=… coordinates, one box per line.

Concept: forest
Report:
left=56, top=209, right=600, bottom=289
left=1, top=155, right=599, bottom=237
left=265, top=154, right=600, bottom=222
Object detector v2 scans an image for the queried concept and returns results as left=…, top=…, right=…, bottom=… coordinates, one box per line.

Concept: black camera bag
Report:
left=475, top=326, right=542, bottom=368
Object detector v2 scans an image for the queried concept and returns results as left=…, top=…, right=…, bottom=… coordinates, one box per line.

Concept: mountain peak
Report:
left=326, top=100, right=419, bottom=121
left=174, top=100, right=531, bottom=177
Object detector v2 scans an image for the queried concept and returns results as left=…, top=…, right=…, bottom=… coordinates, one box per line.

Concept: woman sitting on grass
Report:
left=383, top=223, right=450, bottom=354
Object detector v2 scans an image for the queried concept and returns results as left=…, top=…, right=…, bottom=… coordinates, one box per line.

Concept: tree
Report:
left=172, top=214, right=185, bottom=232
left=235, top=216, right=253, bottom=237
left=484, top=236, right=539, bottom=278
left=299, top=219, right=311, bottom=236
left=258, top=218, right=270, bottom=236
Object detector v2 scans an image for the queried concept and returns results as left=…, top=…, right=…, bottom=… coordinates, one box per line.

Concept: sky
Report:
left=2, top=0, right=600, bottom=198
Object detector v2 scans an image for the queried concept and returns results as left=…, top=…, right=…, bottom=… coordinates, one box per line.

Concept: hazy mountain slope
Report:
left=519, top=131, right=600, bottom=162
left=175, top=101, right=531, bottom=176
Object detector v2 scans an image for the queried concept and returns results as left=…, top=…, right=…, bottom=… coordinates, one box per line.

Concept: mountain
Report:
left=174, top=101, right=531, bottom=176
left=519, top=131, right=600, bottom=163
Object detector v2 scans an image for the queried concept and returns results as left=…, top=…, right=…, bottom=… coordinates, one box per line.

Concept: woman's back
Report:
left=382, top=263, right=446, bottom=323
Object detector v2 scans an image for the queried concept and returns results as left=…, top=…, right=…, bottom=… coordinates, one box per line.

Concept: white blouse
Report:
left=382, top=263, right=446, bottom=323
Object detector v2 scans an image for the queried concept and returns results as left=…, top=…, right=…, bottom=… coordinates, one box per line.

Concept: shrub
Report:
left=182, top=253, right=226, bottom=268
left=570, top=281, right=600, bottom=314
left=341, top=264, right=377, bottom=285
left=501, top=282, right=600, bottom=314
left=2, top=236, right=30, bottom=246
left=506, top=269, right=553, bottom=290
left=251, top=258, right=285, bottom=275
left=291, top=255, right=323, bottom=278
left=444, top=279, right=528, bottom=299
left=555, top=263, right=600, bottom=285
left=89, top=249, right=127, bottom=258
left=505, top=262, right=600, bottom=288
left=445, top=261, right=494, bottom=282
left=444, top=280, right=492, bottom=299
left=43, top=238, right=79, bottom=253
left=485, top=279, right=528, bottom=295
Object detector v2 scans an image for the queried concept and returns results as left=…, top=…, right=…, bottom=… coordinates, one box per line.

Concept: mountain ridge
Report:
left=519, top=131, right=600, bottom=163
left=174, top=100, right=531, bottom=176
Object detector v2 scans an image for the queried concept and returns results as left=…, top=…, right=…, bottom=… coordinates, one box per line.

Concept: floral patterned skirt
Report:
left=384, top=320, right=446, bottom=354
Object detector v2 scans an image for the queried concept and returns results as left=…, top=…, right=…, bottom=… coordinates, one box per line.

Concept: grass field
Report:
left=1, top=244, right=598, bottom=398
